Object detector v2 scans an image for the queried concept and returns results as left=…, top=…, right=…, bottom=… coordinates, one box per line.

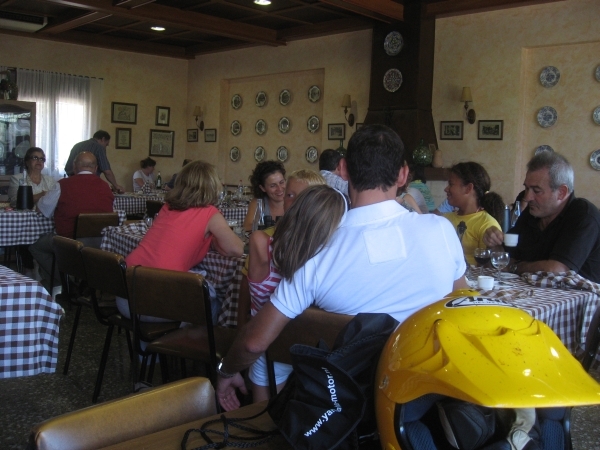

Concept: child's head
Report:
left=283, top=169, right=326, bottom=212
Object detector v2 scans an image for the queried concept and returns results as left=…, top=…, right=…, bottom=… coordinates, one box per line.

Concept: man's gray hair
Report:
left=527, top=152, right=574, bottom=193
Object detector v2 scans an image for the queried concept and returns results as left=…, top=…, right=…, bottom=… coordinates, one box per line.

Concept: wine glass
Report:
left=474, top=248, right=491, bottom=277
left=490, top=251, right=510, bottom=281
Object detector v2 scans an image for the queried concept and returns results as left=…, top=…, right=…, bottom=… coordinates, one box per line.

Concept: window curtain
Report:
left=16, top=68, right=103, bottom=177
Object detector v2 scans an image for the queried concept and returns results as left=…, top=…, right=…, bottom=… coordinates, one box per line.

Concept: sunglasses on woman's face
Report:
left=30, top=156, right=46, bottom=162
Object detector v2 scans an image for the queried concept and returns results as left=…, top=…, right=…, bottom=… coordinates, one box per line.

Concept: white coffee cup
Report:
left=504, top=233, right=519, bottom=247
left=478, top=275, right=495, bottom=290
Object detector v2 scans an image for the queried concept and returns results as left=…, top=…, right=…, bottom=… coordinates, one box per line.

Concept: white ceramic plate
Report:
left=590, top=149, right=600, bottom=171
left=308, top=85, right=320, bottom=103
left=254, top=146, right=265, bottom=162
left=255, top=119, right=267, bottom=135
left=255, top=91, right=267, bottom=107
left=230, top=120, right=241, bottom=136
left=383, top=68, right=402, bottom=92
left=535, top=144, right=554, bottom=155
left=593, top=106, right=600, bottom=125
left=279, top=89, right=291, bottom=106
left=231, top=94, right=242, bottom=110
left=384, top=31, right=403, bottom=56
left=277, top=146, right=288, bottom=162
left=306, top=146, right=318, bottom=163
left=537, top=106, right=557, bottom=128
left=500, top=273, right=520, bottom=279
left=229, top=147, right=240, bottom=162
left=539, top=66, right=560, bottom=88
left=595, top=65, right=600, bottom=82
left=307, top=115, right=320, bottom=133
left=278, top=117, right=290, bottom=134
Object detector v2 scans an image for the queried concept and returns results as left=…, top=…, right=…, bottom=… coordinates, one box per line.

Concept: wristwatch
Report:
left=216, top=358, right=235, bottom=378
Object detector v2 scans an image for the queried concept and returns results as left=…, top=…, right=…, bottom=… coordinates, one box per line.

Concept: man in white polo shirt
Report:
left=216, top=124, right=467, bottom=411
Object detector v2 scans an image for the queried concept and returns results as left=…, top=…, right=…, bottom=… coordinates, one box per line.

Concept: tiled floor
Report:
left=0, top=297, right=599, bottom=448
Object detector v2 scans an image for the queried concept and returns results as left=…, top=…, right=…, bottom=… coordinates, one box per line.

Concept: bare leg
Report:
left=251, top=381, right=286, bottom=403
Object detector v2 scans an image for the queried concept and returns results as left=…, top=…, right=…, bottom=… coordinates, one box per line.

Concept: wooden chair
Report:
left=581, top=304, right=600, bottom=372
left=74, top=212, right=119, bottom=248
left=28, top=377, right=217, bottom=450
left=265, top=307, right=353, bottom=398
left=145, top=200, right=163, bottom=219
left=126, top=266, right=238, bottom=387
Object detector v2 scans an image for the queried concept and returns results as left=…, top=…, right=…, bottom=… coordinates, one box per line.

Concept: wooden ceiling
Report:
left=0, top=0, right=560, bottom=59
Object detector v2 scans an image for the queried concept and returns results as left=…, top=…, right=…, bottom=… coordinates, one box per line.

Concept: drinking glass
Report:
left=474, top=248, right=491, bottom=276
left=491, top=251, right=510, bottom=281
left=144, top=216, right=153, bottom=228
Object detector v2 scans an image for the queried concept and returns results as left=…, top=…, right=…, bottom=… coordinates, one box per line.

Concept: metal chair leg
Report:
left=93, top=324, right=115, bottom=403
left=63, top=304, right=83, bottom=375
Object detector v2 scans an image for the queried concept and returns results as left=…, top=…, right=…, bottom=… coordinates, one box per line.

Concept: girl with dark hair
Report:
left=243, top=160, right=286, bottom=231
left=443, top=162, right=504, bottom=265
left=132, top=157, right=156, bottom=192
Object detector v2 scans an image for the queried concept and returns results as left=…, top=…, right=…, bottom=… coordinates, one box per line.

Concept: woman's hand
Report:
left=217, top=372, right=247, bottom=411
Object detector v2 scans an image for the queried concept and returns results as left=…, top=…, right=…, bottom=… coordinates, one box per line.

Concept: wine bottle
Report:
left=156, top=171, right=162, bottom=189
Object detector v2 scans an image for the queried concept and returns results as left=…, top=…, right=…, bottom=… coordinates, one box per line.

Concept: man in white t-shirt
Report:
left=216, top=124, right=468, bottom=411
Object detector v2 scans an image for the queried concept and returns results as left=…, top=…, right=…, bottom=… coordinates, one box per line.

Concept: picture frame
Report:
left=187, top=129, right=198, bottom=142
left=205, top=128, right=217, bottom=142
left=115, top=128, right=131, bottom=149
left=328, top=123, right=346, bottom=140
left=149, top=129, right=174, bottom=157
left=355, top=123, right=364, bottom=131
left=111, top=102, right=137, bottom=124
left=155, top=106, right=170, bottom=126
left=478, top=120, right=504, bottom=140
left=439, top=121, right=463, bottom=140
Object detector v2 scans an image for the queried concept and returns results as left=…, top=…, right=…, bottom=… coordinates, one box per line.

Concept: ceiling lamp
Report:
left=151, top=26, right=165, bottom=31
left=254, top=0, right=271, bottom=5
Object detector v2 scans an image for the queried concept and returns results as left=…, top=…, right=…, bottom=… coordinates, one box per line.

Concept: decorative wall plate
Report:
left=277, top=146, right=288, bottom=162
left=539, top=66, right=560, bottom=88
left=255, top=119, right=267, bottom=135
left=231, top=94, right=242, bottom=110
left=255, top=91, right=267, bottom=107
left=590, top=149, right=600, bottom=170
left=537, top=106, right=557, bottom=128
left=230, top=120, right=241, bottom=136
left=279, top=89, right=291, bottom=106
left=308, top=85, right=321, bottom=103
left=307, top=115, right=320, bottom=133
left=230, top=147, right=240, bottom=162
left=535, top=145, right=554, bottom=155
left=593, top=106, right=600, bottom=125
left=383, top=68, right=403, bottom=92
left=384, top=31, right=403, bottom=56
left=278, top=117, right=290, bottom=133
left=306, top=146, right=318, bottom=163
left=254, top=146, right=265, bottom=162
left=595, top=65, right=600, bottom=82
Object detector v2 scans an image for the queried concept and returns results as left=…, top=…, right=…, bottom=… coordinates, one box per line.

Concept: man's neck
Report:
left=349, top=186, right=397, bottom=208
left=539, top=195, right=570, bottom=231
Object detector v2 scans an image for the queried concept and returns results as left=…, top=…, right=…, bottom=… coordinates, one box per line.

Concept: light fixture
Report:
left=341, top=94, right=355, bottom=127
left=193, top=106, right=204, bottom=131
left=151, top=26, right=165, bottom=31
left=460, top=87, right=476, bottom=124
left=254, top=0, right=271, bottom=5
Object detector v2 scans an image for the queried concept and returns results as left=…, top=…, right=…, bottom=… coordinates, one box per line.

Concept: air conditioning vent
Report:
left=0, top=11, right=47, bottom=32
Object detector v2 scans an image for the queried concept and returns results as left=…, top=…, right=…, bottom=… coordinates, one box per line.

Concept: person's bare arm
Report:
left=102, top=169, right=124, bottom=193
left=514, top=259, right=570, bottom=275
left=404, top=194, right=423, bottom=214
left=243, top=198, right=258, bottom=232
left=247, top=230, right=270, bottom=281
left=453, top=275, right=469, bottom=291
left=207, top=213, right=244, bottom=257
left=134, top=177, right=145, bottom=188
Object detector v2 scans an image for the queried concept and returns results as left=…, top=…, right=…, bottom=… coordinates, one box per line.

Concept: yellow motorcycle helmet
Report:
left=375, top=289, right=600, bottom=450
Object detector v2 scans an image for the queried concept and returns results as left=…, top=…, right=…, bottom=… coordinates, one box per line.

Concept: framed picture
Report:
left=205, top=128, right=217, bottom=142
left=115, top=128, right=131, bottom=149
left=328, top=123, right=346, bottom=140
left=149, top=129, right=174, bottom=157
left=111, top=102, right=137, bottom=124
left=355, top=123, right=364, bottom=130
left=478, top=120, right=504, bottom=140
left=187, top=129, right=198, bottom=142
left=439, top=121, right=463, bottom=140
left=155, top=106, right=170, bottom=126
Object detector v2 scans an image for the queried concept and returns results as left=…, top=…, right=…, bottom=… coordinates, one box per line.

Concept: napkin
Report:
left=523, top=270, right=600, bottom=294
left=478, top=288, right=534, bottom=302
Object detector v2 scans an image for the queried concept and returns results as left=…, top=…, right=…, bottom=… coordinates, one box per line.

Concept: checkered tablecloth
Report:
left=101, top=222, right=246, bottom=328
left=0, top=266, right=62, bottom=378
left=218, top=206, right=248, bottom=223
left=113, top=194, right=165, bottom=216
left=0, top=210, right=55, bottom=247
left=474, top=269, right=599, bottom=362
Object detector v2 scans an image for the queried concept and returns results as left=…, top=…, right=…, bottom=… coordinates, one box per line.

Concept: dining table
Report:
left=100, top=222, right=246, bottom=328
left=0, top=265, right=62, bottom=378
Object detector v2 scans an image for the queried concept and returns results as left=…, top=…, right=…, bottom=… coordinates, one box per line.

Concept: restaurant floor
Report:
left=0, top=299, right=599, bottom=449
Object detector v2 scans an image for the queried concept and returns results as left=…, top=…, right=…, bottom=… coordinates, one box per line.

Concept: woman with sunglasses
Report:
left=8, top=147, right=57, bottom=207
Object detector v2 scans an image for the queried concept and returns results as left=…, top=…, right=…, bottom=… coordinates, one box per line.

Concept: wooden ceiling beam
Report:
left=39, top=0, right=285, bottom=46
left=319, top=0, right=403, bottom=23
left=424, top=0, right=564, bottom=18
left=41, top=11, right=112, bottom=34
left=279, top=17, right=372, bottom=41
left=113, top=0, right=156, bottom=8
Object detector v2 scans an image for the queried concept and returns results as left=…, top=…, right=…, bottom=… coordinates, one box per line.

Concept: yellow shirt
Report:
left=443, top=211, right=500, bottom=265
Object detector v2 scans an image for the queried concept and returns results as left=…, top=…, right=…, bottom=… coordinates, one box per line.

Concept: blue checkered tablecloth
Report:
left=0, top=266, right=62, bottom=377
left=0, top=210, right=55, bottom=247
left=113, top=194, right=165, bottom=216
left=218, top=206, right=248, bottom=223
left=101, top=222, right=246, bottom=328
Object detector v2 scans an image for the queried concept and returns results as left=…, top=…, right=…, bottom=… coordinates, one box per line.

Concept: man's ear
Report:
left=396, top=164, right=409, bottom=188
left=338, top=158, right=349, bottom=181
left=556, top=184, right=570, bottom=202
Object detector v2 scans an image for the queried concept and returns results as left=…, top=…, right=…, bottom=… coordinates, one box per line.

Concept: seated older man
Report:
left=483, top=152, right=600, bottom=282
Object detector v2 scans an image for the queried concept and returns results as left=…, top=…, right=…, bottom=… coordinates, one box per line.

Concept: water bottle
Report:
left=236, top=179, right=244, bottom=200
left=502, top=204, right=511, bottom=233
left=156, top=171, right=162, bottom=189
left=252, top=199, right=265, bottom=232
left=511, top=201, right=521, bottom=227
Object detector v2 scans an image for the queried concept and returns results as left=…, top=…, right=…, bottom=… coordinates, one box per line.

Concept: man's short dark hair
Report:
left=346, top=124, right=405, bottom=192
left=93, top=130, right=111, bottom=141
left=319, top=149, right=342, bottom=171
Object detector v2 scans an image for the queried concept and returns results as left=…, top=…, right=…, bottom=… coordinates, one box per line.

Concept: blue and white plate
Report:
left=307, top=115, right=320, bottom=133
left=279, top=89, right=291, bottom=106
left=231, top=94, right=242, bottom=110
left=229, top=147, right=240, bottom=162
left=539, top=66, right=560, bottom=88
left=277, top=146, right=288, bottom=162
left=254, top=146, right=265, bottom=162
left=590, top=149, right=600, bottom=171
left=383, top=68, right=402, bottom=92
left=306, top=146, right=318, bottom=163
left=595, top=65, right=600, bottom=82
left=535, top=145, right=554, bottom=155
left=255, top=91, right=267, bottom=107
left=537, top=106, right=557, bottom=128
left=230, top=120, right=241, bottom=136
left=384, top=31, right=403, bottom=56
left=255, top=119, right=267, bottom=135
left=593, top=106, right=600, bottom=125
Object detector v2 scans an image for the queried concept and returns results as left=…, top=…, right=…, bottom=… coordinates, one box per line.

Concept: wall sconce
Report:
left=460, top=87, right=476, bottom=124
left=341, top=94, right=355, bottom=127
left=192, top=106, right=204, bottom=131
